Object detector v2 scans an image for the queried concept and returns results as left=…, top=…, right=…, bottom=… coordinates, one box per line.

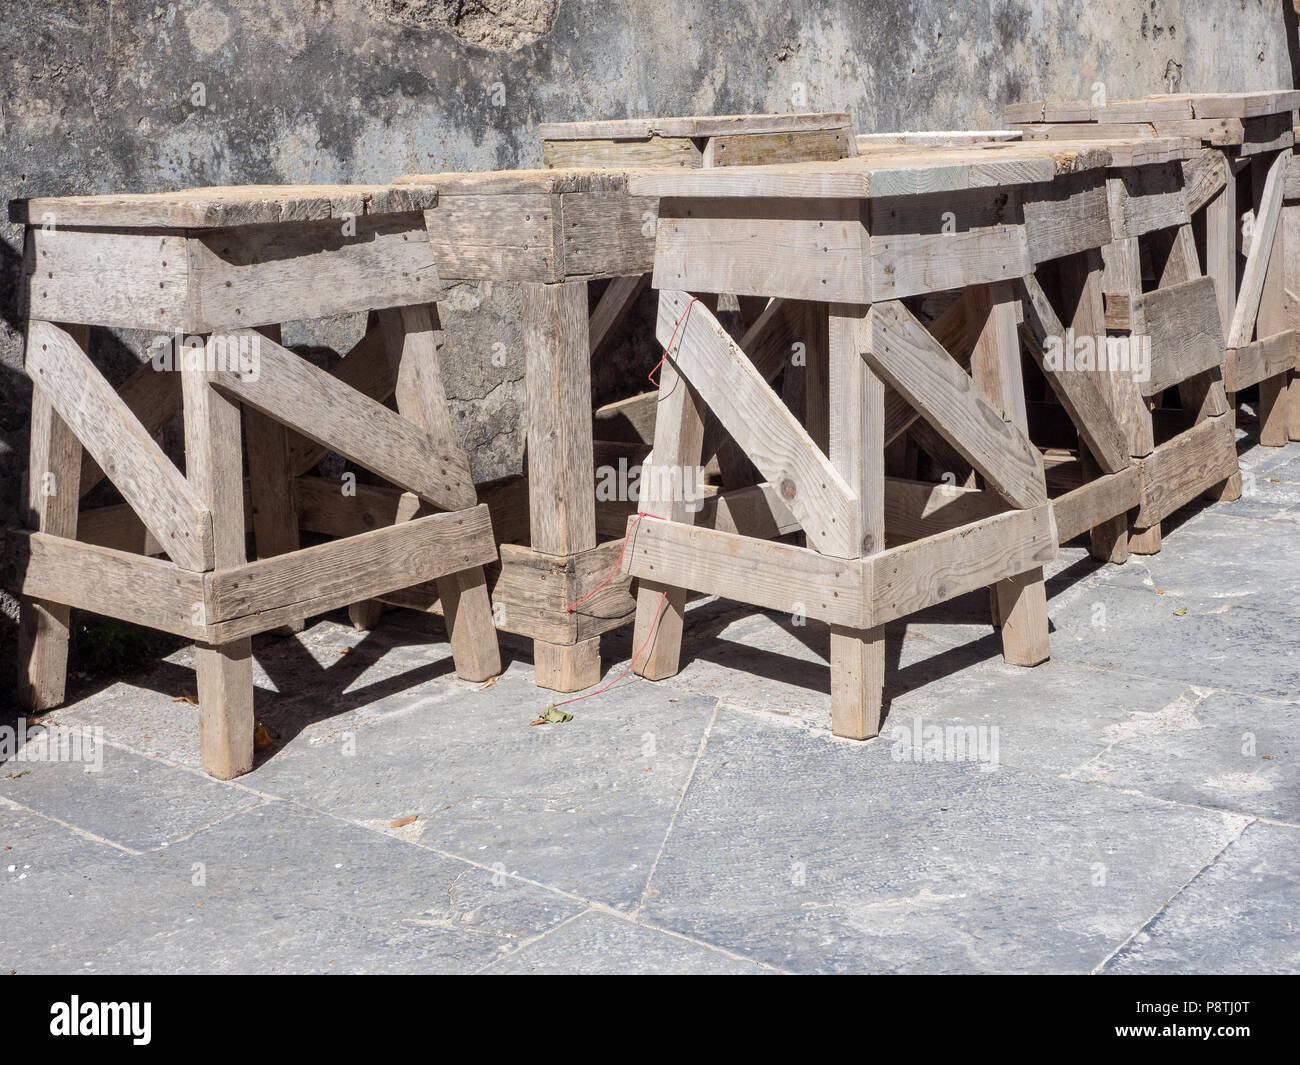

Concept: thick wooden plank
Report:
left=6, top=531, right=208, bottom=641
left=523, top=278, right=601, bottom=691
left=623, top=517, right=865, bottom=629
left=870, top=222, right=1032, bottom=300
left=26, top=320, right=213, bottom=570
left=381, top=303, right=500, bottom=682
left=652, top=197, right=868, bottom=303
left=286, top=325, right=395, bottom=475
left=1017, top=272, right=1129, bottom=473
left=628, top=149, right=1070, bottom=200
left=1052, top=466, right=1142, bottom=543
left=869, top=504, right=1057, bottom=626
left=212, top=329, right=475, bottom=511
left=188, top=212, right=439, bottom=331
left=1206, top=159, right=1238, bottom=345
left=1109, top=163, right=1189, bottom=239
left=543, top=136, right=702, bottom=170
left=1228, top=150, right=1287, bottom=348
left=631, top=293, right=713, bottom=681
left=702, top=128, right=853, bottom=167
left=1022, top=170, right=1111, bottom=263
left=181, top=351, right=253, bottom=779
left=423, top=194, right=557, bottom=282
left=867, top=300, right=1047, bottom=509
left=656, top=290, right=858, bottom=550
left=857, top=130, right=1023, bottom=148
left=16, top=341, right=83, bottom=711
left=10, top=183, right=439, bottom=228
left=25, top=226, right=189, bottom=333
left=1182, top=148, right=1228, bottom=214
left=966, top=280, right=1051, bottom=666
left=1135, top=415, right=1238, bottom=527
left=827, top=302, right=886, bottom=740
left=206, top=507, right=497, bottom=637
left=1254, top=154, right=1292, bottom=446
left=523, top=281, right=597, bottom=558
left=540, top=112, right=853, bottom=140
left=1224, top=330, right=1296, bottom=393
left=559, top=191, right=658, bottom=278
left=1140, top=276, right=1226, bottom=395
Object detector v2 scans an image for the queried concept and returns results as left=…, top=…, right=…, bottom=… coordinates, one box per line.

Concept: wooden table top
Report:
left=9, top=183, right=440, bottom=229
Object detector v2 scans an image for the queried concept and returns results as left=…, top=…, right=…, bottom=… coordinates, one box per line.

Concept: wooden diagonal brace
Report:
left=655, top=289, right=858, bottom=553
left=26, top=320, right=214, bottom=570
left=213, top=328, right=475, bottom=511
left=866, top=301, right=1048, bottom=509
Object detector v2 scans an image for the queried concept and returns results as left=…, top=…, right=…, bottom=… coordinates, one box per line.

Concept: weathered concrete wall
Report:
left=0, top=0, right=1294, bottom=631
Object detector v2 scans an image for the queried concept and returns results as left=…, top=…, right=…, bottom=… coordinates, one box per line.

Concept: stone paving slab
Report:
left=241, top=669, right=719, bottom=912
left=2, top=799, right=584, bottom=974
left=481, top=909, right=772, bottom=974
left=639, top=708, right=1248, bottom=974
left=1050, top=585, right=1300, bottom=701
left=1069, top=690, right=1300, bottom=823
left=1103, top=821, right=1300, bottom=975
left=0, top=740, right=261, bottom=852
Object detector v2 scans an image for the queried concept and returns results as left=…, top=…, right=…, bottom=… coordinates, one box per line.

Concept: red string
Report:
left=550, top=589, right=668, bottom=711
left=548, top=510, right=670, bottom=710
left=648, top=295, right=699, bottom=387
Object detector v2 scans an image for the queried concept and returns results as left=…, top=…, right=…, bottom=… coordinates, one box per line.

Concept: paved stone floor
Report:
left=3, top=438, right=1299, bottom=974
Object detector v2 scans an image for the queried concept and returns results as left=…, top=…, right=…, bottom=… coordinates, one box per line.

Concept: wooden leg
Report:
left=244, top=324, right=304, bottom=635
left=1284, top=203, right=1300, bottom=442
left=967, top=282, right=1050, bottom=666
left=382, top=304, right=502, bottom=682
left=1099, top=236, right=1161, bottom=553
left=828, top=304, right=886, bottom=738
left=534, top=636, right=600, bottom=691
left=1081, top=446, right=1129, bottom=564
left=1256, top=160, right=1290, bottom=447
left=348, top=600, right=385, bottom=630
left=17, top=322, right=85, bottom=711
left=630, top=294, right=710, bottom=681
left=182, top=357, right=254, bottom=779
left=1129, top=525, right=1163, bottom=555
left=1205, top=165, right=1249, bottom=488
left=524, top=281, right=601, bottom=690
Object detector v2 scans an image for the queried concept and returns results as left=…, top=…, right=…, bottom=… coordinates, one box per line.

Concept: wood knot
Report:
left=780, top=478, right=796, bottom=501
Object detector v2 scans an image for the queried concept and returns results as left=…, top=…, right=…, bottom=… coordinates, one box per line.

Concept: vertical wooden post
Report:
left=966, top=282, right=1051, bottom=666
left=17, top=321, right=86, bottom=711
left=1254, top=154, right=1290, bottom=447
left=381, top=303, right=501, bottom=682
left=1060, top=250, right=1131, bottom=563
left=1284, top=200, right=1300, bottom=442
left=523, top=280, right=602, bottom=691
left=630, top=293, right=710, bottom=681
left=243, top=323, right=304, bottom=635
left=1100, top=235, right=1161, bottom=554
left=828, top=303, right=886, bottom=738
left=182, top=349, right=254, bottom=780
